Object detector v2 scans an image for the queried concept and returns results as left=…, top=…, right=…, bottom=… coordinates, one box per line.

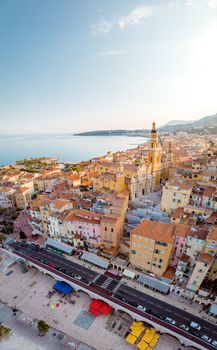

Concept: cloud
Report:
left=208, top=0, right=217, bottom=8
left=117, top=6, right=156, bottom=29
left=92, top=5, right=155, bottom=35
left=99, top=50, right=127, bottom=57
left=92, top=19, right=114, bottom=35
left=168, top=0, right=193, bottom=9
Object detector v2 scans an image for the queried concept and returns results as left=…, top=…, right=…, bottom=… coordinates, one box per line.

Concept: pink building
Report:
left=170, top=224, right=190, bottom=267
left=64, top=209, right=102, bottom=245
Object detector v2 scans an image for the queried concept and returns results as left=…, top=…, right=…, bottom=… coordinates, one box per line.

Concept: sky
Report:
left=0, top=0, right=217, bottom=134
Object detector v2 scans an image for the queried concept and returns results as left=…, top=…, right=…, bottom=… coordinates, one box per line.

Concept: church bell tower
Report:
left=148, top=122, right=162, bottom=187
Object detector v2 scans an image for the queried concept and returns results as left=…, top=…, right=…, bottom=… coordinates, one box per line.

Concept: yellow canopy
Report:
left=137, top=340, right=149, bottom=350
left=126, top=333, right=137, bottom=344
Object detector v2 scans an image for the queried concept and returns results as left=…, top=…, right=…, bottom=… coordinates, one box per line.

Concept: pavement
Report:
left=0, top=263, right=196, bottom=350
left=8, top=241, right=217, bottom=348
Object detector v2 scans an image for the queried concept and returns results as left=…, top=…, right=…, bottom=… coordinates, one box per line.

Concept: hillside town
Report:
left=0, top=124, right=217, bottom=350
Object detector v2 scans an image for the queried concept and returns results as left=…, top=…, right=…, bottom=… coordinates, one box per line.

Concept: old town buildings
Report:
left=1, top=126, right=217, bottom=303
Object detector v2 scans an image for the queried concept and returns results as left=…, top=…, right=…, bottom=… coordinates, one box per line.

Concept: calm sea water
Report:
left=0, top=134, right=146, bottom=166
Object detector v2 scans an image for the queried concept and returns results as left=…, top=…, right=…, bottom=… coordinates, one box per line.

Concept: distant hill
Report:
left=164, top=120, right=194, bottom=127
left=75, top=113, right=217, bottom=136
left=161, top=113, right=217, bottom=134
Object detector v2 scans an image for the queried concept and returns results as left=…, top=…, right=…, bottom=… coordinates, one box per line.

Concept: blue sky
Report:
left=0, top=0, right=217, bottom=133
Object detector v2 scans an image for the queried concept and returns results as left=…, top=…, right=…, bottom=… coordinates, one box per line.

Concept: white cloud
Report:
left=208, top=0, right=217, bottom=8
left=117, top=6, right=155, bottom=29
left=92, top=19, right=114, bottom=35
left=168, top=0, right=193, bottom=9
left=92, top=5, right=155, bottom=35
left=99, top=50, right=127, bottom=57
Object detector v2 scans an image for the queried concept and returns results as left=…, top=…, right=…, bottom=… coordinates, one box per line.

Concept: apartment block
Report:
left=161, top=181, right=192, bottom=214
left=186, top=253, right=213, bottom=292
left=130, top=220, right=175, bottom=276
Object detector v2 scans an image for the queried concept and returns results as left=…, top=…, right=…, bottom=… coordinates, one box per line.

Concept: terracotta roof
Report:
left=64, top=209, right=102, bottom=223
left=180, top=254, right=189, bottom=263
left=189, top=227, right=209, bottom=240
left=174, top=224, right=190, bottom=238
left=163, top=267, right=175, bottom=280
left=198, top=253, right=214, bottom=264
left=131, top=220, right=175, bottom=244
left=203, top=186, right=216, bottom=197
left=207, top=226, right=217, bottom=241
left=172, top=208, right=184, bottom=219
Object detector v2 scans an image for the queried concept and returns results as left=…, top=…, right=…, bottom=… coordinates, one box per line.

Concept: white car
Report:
left=165, top=317, right=176, bottom=325
left=137, top=305, right=146, bottom=312
left=74, top=274, right=81, bottom=280
left=201, top=335, right=211, bottom=343
left=190, top=322, right=201, bottom=330
left=179, top=323, right=189, bottom=331
left=211, top=340, right=217, bottom=348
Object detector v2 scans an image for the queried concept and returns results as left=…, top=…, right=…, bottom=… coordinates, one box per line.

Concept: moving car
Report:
left=165, top=317, right=176, bottom=325
left=201, top=335, right=211, bottom=343
left=190, top=322, right=201, bottom=330
left=137, top=305, right=146, bottom=312
left=179, top=323, right=189, bottom=331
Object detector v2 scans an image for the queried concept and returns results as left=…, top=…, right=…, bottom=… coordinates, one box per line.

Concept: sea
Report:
left=0, top=134, right=147, bottom=166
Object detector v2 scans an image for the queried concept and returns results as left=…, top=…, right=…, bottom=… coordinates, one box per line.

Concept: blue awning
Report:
left=53, top=281, right=73, bottom=294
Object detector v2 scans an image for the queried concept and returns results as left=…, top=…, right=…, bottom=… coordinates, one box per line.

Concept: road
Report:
left=9, top=241, right=217, bottom=350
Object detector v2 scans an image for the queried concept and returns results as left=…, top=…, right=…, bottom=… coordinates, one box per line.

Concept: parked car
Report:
left=211, top=340, right=217, bottom=348
left=190, top=322, right=201, bottom=330
left=165, top=317, right=176, bottom=325
left=201, top=335, right=211, bottom=343
left=179, top=323, right=189, bottom=332
left=137, top=305, right=146, bottom=312
left=74, top=274, right=81, bottom=280
left=48, top=263, right=57, bottom=269
left=126, top=300, right=137, bottom=307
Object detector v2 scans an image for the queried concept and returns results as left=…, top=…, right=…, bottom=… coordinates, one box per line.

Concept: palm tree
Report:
left=37, top=320, right=50, bottom=336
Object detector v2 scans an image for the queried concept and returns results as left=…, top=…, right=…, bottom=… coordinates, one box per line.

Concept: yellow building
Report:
left=161, top=181, right=192, bottom=214
left=101, top=214, right=124, bottom=255
left=93, top=172, right=126, bottom=194
left=14, top=187, right=31, bottom=209
left=204, top=226, right=217, bottom=281
left=96, top=123, right=162, bottom=199
left=186, top=253, right=213, bottom=292
left=148, top=122, right=162, bottom=187
left=130, top=220, right=175, bottom=276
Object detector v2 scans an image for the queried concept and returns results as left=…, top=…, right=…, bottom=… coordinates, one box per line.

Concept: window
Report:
left=198, top=269, right=203, bottom=273
left=111, top=228, right=113, bottom=233
left=105, top=227, right=107, bottom=231
left=131, top=250, right=136, bottom=254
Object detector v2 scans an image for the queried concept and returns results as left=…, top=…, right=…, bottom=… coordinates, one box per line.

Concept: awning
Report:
left=53, top=281, right=73, bottom=294
left=138, top=274, right=170, bottom=294
left=45, top=238, right=73, bottom=254
left=123, top=269, right=136, bottom=279
left=210, top=304, right=217, bottom=315
left=80, top=252, right=109, bottom=269
left=88, top=299, right=113, bottom=316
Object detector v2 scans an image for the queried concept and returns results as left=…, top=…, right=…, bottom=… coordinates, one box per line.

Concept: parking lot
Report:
left=0, top=260, right=196, bottom=350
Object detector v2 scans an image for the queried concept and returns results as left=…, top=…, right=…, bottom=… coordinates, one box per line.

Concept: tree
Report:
left=0, top=233, right=6, bottom=247
left=0, top=323, right=11, bottom=338
left=19, top=230, right=27, bottom=240
left=37, top=320, right=50, bottom=335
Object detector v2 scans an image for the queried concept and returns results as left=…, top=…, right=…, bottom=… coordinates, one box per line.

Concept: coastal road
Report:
left=9, top=241, right=217, bottom=350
